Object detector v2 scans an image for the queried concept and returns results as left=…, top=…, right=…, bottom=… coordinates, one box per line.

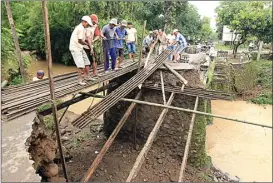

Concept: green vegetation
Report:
left=216, top=1, right=272, bottom=57
left=37, top=99, right=63, bottom=112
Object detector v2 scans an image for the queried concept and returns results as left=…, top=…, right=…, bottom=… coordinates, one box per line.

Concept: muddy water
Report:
left=206, top=100, right=272, bottom=182
left=27, top=59, right=76, bottom=79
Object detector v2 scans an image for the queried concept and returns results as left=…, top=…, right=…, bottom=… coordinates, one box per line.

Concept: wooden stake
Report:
left=81, top=91, right=142, bottom=182
left=138, top=20, right=147, bottom=72
left=41, top=0, right=68, bottom=181
left=160, top=71, right=166, bottom=105
left=4, top=0, right=26, bottom=83
left=81, top=93, right=273, bottom=129
left=126, top=92, right=175, bottom=182
left=178, top=96, right=199, bottom=182
left=163, top=63, right=188, bottom=85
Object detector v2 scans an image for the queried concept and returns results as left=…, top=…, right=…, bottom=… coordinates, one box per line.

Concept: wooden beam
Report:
left=81, top=91, right=142, bottom=182
left=80, top=93, right=273, bottom=129
left=160, top=71, right=166, bottom=104
left=163, top=63, right=188, bottom=85
left=4, top=0, right=26, bottom=82
left=41, top=0, right=68, bottom=181
left=126, top=92, right=175, bottom=182
left=178, top=96, right=199, bottom=182
left=138, top=20, right=147, bottom=72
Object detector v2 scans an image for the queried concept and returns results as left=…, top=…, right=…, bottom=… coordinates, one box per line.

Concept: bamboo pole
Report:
left=160, top=71, right=166, bottom=104
left=163, top=63, right=188, bottom=85
left=41, top=0, right=68, bottom=181
left=4, top=0, right=26, bottom=82
left=138, top=20, right=147, bottom=72
left=80, top=93, right=273, bottom=129
left=178, top=96, right=199, bottom=182
left=126, top=92, right=175, bottom=182
left=81, top=91, right=142, bottom=182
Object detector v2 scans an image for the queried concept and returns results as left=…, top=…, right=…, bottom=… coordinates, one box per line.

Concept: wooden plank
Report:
left=126, top=92, right=175, bottom=182
left=81, top=91, right=142, bottom=182
left=178, top=96, right=199, bottom=182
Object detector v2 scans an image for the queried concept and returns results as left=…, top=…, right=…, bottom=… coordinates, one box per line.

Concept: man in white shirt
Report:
left=126, top=22, right=137, bottom=60
left=167, top=33, right=176, bottom=61
left=32, top=70, right=44, bottom=81
left=69, top=16, right=92, bottom=86
left=152, top=29, right=168, bottom=55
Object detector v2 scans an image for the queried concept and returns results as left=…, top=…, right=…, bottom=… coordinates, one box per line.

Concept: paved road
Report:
left=2, top=112, right=40, bottom=182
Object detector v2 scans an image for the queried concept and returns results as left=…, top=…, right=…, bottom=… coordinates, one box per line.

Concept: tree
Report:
left=216, top=1, right=272, bottom=57
left=199, top=16, right=212, bottom=42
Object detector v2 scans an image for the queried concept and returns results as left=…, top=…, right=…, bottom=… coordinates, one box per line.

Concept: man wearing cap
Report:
left=33, top=70, right=45, bottom=81
left=69, top=16, right=92, bottom=85
left=83, top=14, right=100, bottom=78
left=172, top=29, right=187, bottom=62
left=152, top=29, right=168, bottom=55
left=126, top=22, right=137, bottom=60
left=115, top=20, right=128, bottom=68
left=142, top=31, right=154, bottom=58
left=101, top=18, right=119, bottom=72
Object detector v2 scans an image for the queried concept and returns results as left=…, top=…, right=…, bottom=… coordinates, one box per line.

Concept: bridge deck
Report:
left=1, top=60, right=138, bottom=120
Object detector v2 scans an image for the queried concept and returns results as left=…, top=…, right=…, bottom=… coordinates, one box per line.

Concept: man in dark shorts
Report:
left=83, top=14, right=100, bottom=78
left=115, top=20, right=128, bottom=68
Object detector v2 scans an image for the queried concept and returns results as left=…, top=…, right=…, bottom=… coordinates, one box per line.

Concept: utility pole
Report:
left=41, top=0, right=68, bottom=181
left=4, top=0, right=27, bottom=83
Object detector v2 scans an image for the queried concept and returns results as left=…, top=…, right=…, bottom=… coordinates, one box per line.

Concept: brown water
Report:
left=207, top=100, right=272, bottom=182
left=27, top=60, right=76, bottom=79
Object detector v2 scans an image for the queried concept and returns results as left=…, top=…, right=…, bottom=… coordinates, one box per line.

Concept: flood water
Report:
left=207, top=100, right=272, bottom=182
left=27, top=59, right=76, bottom=79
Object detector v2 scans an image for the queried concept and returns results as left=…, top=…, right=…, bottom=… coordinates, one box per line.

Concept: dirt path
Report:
left=1, top=112, right=40, bottom=182
left=207, top=100, right=272, bottom=182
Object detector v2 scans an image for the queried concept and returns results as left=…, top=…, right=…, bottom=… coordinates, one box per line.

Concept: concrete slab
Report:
left=159, top=62, right=199, bottom=70
left=1, top=112, right=40, bottom=182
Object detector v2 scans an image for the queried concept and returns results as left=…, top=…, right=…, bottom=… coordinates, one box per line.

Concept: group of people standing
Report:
left=69, top=15, right=137, bottom=85
left=69, top=15, right=187, bottom=86
left=142, top=29, right=187, bottom=62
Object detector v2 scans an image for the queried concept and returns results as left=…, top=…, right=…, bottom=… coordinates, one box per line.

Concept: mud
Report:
left=25, top=113, right=66, bottom=182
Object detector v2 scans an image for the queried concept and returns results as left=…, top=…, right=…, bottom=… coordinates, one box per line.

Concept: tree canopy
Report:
left=216, top=1, right=272, bottom=55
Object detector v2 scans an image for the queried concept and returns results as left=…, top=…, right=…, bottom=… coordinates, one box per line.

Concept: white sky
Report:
left=189, top=1, right=220, bottom=31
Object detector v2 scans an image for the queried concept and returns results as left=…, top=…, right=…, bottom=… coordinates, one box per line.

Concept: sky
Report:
left=189, top=1, right=220, bottom=31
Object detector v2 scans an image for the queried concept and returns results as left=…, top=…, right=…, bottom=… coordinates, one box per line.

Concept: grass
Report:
left=205, top=61, right=215, bottom=88
left=250, top=92, right=272, bottom=105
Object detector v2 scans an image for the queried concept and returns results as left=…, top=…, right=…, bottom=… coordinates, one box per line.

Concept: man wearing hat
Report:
left=101, top=18, right=119, bottom=72
left=115, top=20, right=128, bottom=68
left=69, top=16, right=92, bottom=85
left=83, top=14, right=100, bottom=78
left=126, top=22, right=137, bottom=60
left=33, top=70, right=45, bottom=81
left=142, top=31, right=154, bottom=58
left=172, top=29, right=187, bottom=62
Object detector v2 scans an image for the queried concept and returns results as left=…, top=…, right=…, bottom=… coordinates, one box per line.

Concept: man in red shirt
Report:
left=83, top=14, right=101, bottom=78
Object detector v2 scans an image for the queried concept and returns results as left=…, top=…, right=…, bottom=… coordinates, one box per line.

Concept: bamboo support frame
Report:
left=160, top=71, right=166, bottom=104
left=80, top=93, right=273, bottom=129
left=126, top=92, right=175, bottom=182
left=41, top=0, right=68, bottom=181
left=138, top=20, right=147, bottom=71
left=81, top=91, right=142, bottom=182
left=163, top=63, right=188, bottom=85
left=4, top=0, right=26, bottom=82
left=178, top=96, right=199, bottom=182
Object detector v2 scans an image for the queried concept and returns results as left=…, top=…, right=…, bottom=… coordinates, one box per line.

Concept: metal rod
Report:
left=178, top=96, right=199, bottom=182
left=160, top=71, right=166, bottom=104
left=163, top=63, right=188, bottom=85
left=81, top=91, right=142, bottom=182
left=80, top=93, right=273, bottom=129
left=138, top=20, right=147, bottom=72
left=4, top=0, right=26, bottom=82
left=41, top=0, right=68, bottom=181
left=126, top=92, right=175, bottom=182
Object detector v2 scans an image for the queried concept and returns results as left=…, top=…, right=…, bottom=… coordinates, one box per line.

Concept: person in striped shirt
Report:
left=172, top=29, right=188, bottom=62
